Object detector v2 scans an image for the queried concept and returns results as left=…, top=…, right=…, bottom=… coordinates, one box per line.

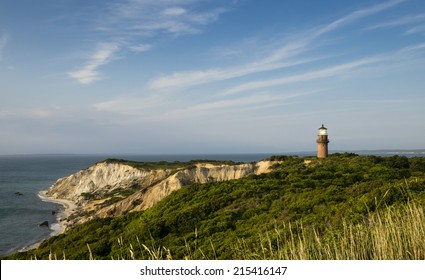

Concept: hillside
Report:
left=41, top=158, right=275, bottom=230
left=6, top=154, right=425, bottom=260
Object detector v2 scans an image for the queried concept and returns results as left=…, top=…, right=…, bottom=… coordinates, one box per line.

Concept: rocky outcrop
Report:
left=45, top=162, right=172, bottom=205
left=44, top=160, right=276, bottom=230
left=39, top=221, right=49, bottom=227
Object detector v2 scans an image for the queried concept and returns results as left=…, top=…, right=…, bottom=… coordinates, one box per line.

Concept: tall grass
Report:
left=235, top=201, right=424, bottom=260
left=106, top=201, right=424, bottom=260
left=27, top=202, right=424, bottom=260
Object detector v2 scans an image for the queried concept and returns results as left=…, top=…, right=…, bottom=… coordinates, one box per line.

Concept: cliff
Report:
left=44, top=160, right=276, bottom=230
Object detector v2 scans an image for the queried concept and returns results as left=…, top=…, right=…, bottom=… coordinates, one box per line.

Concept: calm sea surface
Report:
left=0, top=154, right=272, bottom=256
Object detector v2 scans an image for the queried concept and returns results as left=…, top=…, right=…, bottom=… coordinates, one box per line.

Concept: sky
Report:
left=0, top=0, right=424, bottom=155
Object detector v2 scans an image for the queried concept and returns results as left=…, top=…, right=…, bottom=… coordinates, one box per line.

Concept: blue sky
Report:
left=0, top=0, right=424, bottom=155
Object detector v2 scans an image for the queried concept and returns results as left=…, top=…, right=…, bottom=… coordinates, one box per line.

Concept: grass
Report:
left=81, top=200, right=424, bottom=260
left=242, top=200, right=425, bottom=260
left=101, top=158, right=242, bottom=171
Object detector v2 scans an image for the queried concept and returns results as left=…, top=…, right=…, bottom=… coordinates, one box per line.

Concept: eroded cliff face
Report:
left=45, top=160, right=275, bottom=230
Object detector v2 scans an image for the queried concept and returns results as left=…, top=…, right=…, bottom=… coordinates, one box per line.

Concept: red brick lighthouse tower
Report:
left=317, top=124, right=329, bottom=158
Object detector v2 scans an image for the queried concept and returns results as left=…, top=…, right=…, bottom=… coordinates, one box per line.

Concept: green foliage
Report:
left=6, top=155, right=425, bottom=260
left=101, top=158, right=242, bottom=171
left=410, top=157, right=425, bottom=172
left=81, top=192, right=95, bottom=200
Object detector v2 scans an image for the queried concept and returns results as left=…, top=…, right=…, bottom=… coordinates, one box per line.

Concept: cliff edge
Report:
left=44, top=160, right=276, bottom=231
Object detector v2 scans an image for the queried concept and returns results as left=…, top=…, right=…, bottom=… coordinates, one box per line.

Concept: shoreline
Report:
left=38, top=190, right=77, bottom=235
left=19, top=191, right=78, bottom=252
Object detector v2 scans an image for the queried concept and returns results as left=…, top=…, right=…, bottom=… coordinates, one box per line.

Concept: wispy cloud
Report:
left=163, top=7, right=187, bottom=16
left=69, top=0, right=230, bottom=84
left=170, top=91, right=314, bottom=117
left=94, top=89, right=315, bottom=123
left=405, top=24, right=425, bottom=35
left=129, top=44, right=153, bottom=53
left=94, top=94, right=165, bottom=116
left=148, top=0, right=404, bottom=91
left=222, top=57, right=385, bottom=96
left=368, top=13, right=425, bottom=30
left=104, top=0, right=227, bottom=36
left=149, top=54, right=320, bottom=91
left=68, top=43, right=119, bottom=84
left=148, top=38, right=310, bottom=91
left=0, top=106, right=64, bottom=120
left=223, top=41, right=425, bottom=96
left=313, top=0, right=405, bottom=37
left=398, top=42, right=425, bottom=53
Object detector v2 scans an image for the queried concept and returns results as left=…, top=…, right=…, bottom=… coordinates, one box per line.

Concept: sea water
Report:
left=0, top=155, right=106, bottom=256
left=0, top=153, right=272, bottom=256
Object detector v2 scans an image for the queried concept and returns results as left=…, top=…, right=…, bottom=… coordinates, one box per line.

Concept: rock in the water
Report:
left=39, top=221, right=49, bottom=227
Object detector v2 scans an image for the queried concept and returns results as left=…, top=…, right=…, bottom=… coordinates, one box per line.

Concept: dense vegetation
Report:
left=5, top=154, right=425, bottom=260
left=101, top=158, right=243, bottom=170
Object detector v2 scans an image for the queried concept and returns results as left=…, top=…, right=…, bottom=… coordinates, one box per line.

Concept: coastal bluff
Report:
left=44, top=159, right=276, bottom=231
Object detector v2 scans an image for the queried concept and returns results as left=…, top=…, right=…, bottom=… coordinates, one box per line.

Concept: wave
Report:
left=49, top=222, right=61, bottom=236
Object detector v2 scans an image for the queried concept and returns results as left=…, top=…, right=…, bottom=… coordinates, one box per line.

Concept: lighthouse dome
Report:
left=318, top=124, right=328, bottom=135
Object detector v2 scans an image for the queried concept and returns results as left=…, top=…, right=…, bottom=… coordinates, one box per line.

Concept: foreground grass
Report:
left=234, top=201, right=425, bottom=260
left=95, top=200, right=422, bottom=260
left=44, top=201, right=423, bottom=260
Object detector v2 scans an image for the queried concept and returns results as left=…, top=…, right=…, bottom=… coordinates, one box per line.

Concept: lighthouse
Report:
left=317, top=124, right=329, bottom=158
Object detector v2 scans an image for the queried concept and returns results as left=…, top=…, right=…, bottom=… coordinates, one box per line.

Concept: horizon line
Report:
left=1, top=149, right=424, bottom=157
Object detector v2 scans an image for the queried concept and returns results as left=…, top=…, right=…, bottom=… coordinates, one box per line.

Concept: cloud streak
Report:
left=405, top=24, right=425, bottom=35
left=368, top=13, right=425, bottom=30
left=222, top=57, right=384, bottom=95
left=94, top=89, right=315, bottom=124
left=149, top=55, right=320, bottom=91
left=398, top=42, right=425, bottom=53
left=170, top=90, right=314, bottom=117
left=68, top=43, right=119, bottom=84
left=148, top=39, right=310, bottom=91
left=129, top=44, right=153, bottom=53
left=104, top=0, right=227, bottom=36
left=313, top=0, right=405, bottom=37
left=223, top=41, right=425, bottom=96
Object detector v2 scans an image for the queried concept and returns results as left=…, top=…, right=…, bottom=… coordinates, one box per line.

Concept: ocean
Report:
left=0, top=153, right=272, bottom=256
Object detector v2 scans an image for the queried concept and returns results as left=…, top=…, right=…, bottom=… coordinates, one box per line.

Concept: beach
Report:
left=38, top=190, right=77, bottom=235
left=18, top=191, right=79, bottom=252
